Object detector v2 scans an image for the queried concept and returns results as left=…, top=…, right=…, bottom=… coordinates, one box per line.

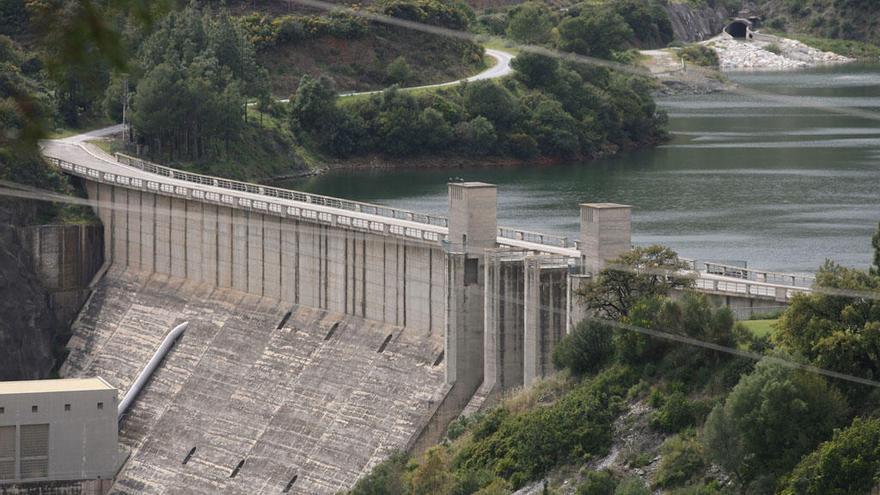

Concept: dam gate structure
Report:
left=40, top=140, right=812, bottom=493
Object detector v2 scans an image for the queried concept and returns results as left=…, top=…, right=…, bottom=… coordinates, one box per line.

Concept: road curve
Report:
left=279, top=48, right=514, bottom=102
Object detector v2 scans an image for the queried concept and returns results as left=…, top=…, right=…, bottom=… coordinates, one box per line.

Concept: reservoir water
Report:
left=287, top=63, right=880, bottom=273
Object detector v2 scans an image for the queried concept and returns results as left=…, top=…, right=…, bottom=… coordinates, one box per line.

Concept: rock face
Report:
left=665, top=3, right=731, bottom=42
left=0, top=202, right=59, bottom=380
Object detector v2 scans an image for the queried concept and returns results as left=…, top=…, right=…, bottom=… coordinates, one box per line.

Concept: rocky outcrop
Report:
left=706, top=35, right=853, bottom=70
left=0, top=201, right=59, bottom=380
left=665, top=3, right=731, bottom=42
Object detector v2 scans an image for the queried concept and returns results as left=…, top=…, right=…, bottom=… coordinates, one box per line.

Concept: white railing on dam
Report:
left=50, top=150, right=814, bottom=303
left=115, top=153, right=451, bottom=228
left=116, top=153, right=579, bottom=253
left=50, top=156, right=446, bottom=244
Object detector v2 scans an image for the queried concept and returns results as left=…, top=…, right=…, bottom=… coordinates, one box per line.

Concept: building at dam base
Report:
left=42, top=144, right=804, bottom=493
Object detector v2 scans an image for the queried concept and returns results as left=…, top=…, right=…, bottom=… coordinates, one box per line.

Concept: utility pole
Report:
left=122, top=77, right=129, bottom=143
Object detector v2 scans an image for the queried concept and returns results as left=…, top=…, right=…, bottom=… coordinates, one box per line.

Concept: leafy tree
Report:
left=773, top=228, right=880, bottom=404
left=386, top=56, right=412, bottom=85
left=290, top=74, right=339, bottom=133
left=463, top=80, right=518, bottom=130
left=781, top=416, right=880, bottom=495
left=552, top=319, right=614, bottom=375
left=578, top=245, right=694, bottom=321
left=506, top=2, right=554, bottom=45
left=607, top=0, right=673, bottom=48
left=455, top=116, right=496, bottom=155
left=557, top=8, right=633, bottom=59
left=511, top=52, right=559, bottom=88
left=703, top=356, right=849, bottom=486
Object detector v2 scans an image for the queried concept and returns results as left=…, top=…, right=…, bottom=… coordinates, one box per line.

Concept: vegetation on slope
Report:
left=349, top=226, right=880, bottom=495
left=240, top=0, right=486, bottom=97
left=756, top=0, right=880, bottom=56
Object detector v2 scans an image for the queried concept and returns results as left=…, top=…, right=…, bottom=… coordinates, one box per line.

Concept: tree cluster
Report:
left=290, top=56, right=666, bottom=161
left=130, top=5, right=270, bottom=161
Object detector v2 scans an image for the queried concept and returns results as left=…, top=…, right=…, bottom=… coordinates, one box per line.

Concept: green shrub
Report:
left=614, top=477, right=650, bottom=495
left=678, top=44, right=719, bottom=68
left=577, top=470, right=616, bottom=495
left=781, top=417, right=880, bottom=495
left=764, top=43, right=783, bottom=55
left=455, top=366, right=636, bottom=488
left=654, top=432, right=706, bottom=488
left=651, top=391, right=697, bottom=433
left=703, top=355, right=849, bottom=483
left=349, top=451, right=409, bottom=494
left=552, top=319, right=615, bottom=375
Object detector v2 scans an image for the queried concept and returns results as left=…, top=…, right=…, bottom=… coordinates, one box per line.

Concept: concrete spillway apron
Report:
left=117, top=322, right=189, bottom=422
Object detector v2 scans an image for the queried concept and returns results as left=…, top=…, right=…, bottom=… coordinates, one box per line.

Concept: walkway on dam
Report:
left=42, top=133, right=814, bottom=305
left=62, top=268, right=445, bottom=494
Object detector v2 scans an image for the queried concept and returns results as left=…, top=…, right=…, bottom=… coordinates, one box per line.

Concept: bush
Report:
left=651, top=391, right=698, bottom=433
left=703, top=355, right=849, bottom=483
left=386, top=56, right=412, bottom=85
left=577, top=470, right=616, bottom=495
left=614, top=477, right=650, bottom=495
left=781, top=417, right=880, bottom=495
left=764, top=43, right=782, bottom=55
left=654, top=432, right=706, bottom=488
left=349, top=451, right=409, bottom=494
left=552, top=319, right=614, bottom=375
left=679, top=44, right=719, bottom=68
left=455, top=366, right=636, bottom=488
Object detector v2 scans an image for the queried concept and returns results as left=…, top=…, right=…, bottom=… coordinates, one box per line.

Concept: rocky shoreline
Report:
left=704, top=34, right=853, bottom=71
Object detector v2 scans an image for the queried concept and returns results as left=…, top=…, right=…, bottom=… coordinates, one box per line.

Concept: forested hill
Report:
left=752, top=0, right=880, bottom=46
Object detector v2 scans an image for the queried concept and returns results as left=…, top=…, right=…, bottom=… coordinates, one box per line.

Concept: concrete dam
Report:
left=39, top=138, right=812, bottom=494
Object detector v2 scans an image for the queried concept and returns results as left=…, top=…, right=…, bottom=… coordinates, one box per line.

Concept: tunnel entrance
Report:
left=724, top=20, right=752, bottom=39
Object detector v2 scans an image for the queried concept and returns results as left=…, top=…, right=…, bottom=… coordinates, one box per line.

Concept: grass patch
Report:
left=783, top=33, right=880, bottom=59
left=740, top=319, right=777, bottom=338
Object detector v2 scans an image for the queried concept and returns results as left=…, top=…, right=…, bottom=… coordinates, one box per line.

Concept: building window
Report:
left=0, top=407, right=4, bottom=414
left=19, top=424, right=49, bottom=480
left=0, top=425, right=15, bottom=480
left=464, top=258, right=479, bottom=285
left=64, top=404, right=71, bottom=412
left=31, top=406, right=37, bottom=413
left=97, top=402, right=104, bottom=410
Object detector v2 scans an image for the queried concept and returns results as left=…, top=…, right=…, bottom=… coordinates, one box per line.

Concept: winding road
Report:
left=280, top=48, right=514, bottom=102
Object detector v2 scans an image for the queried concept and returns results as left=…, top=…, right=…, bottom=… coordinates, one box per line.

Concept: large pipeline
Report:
left=117, top=321, right=189, bottom=421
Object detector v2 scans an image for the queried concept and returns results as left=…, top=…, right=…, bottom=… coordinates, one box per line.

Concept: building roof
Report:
left=0, top=377, right=115, bottom=395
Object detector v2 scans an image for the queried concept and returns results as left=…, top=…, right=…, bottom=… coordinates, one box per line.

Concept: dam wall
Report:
left=19, top=223, right=105, bottom=326
left=84, top=181, right=446, bottom=336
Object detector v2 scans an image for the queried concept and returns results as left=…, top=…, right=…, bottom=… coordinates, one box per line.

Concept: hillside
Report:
left=751, top=0, right=880, bottom=47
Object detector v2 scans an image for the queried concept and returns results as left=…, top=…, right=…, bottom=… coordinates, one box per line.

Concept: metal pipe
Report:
left=117, top=322, right=189, bottom=421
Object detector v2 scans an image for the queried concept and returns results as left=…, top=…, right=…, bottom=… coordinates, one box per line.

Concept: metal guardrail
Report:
left=114, top=153, right=450, bottom=228
left=700, top=261, right=814, bottom=288
left=115, top=153, right=580, bottom=252
left=694, top=276, right=811, bottom=302
left=54, top=153, right=815, bottom=303
left=497, top=226, right=571, bottom=248
left=51, top=156, right=446, bottom=244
